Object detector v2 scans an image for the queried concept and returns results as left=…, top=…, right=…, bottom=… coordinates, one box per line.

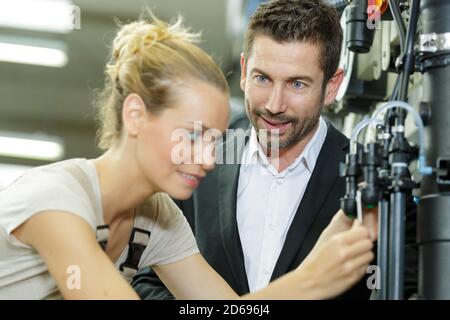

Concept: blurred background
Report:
left=3, top=1, right=448, bottom=300
left=0, top=0, right=257, bottom=188
left=0, top=0, right=418, bottom=189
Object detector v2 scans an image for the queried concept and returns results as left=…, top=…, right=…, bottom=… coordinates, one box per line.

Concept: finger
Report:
left=333, top=209, right=353, bottom=227
left=346, top=238, right=374, bottom=259
left=352, top=218, right=362, bottom=228
left=351, top=251, right=375, bottom=270
left=348, top=263, right=372, bottom=285
left=337, top=261, right=371, bottom=287
left=363, top=206, right=378, bottom=215
left=363, top=208, right=379, bottom=241
left=340, top=251, right=374, bottom=279
left=352, top=263, right=372, bottom=281
left=340, top=224, right=371, bottom=244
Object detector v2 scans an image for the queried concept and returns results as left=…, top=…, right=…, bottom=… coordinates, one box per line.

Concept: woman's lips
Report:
left=178, top=171, right=202, bottom=188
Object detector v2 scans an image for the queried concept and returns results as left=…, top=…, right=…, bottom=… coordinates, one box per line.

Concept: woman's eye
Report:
left=291, top=80, right=304, bottom=89
left=189, top=131, right=202, bottom=142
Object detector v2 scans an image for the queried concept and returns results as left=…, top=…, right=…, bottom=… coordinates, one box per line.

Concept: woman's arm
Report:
left=153, top=219, right=374, bottom=300
left=11, top=209, right=373, bottom=300
left=12, top=211, right=139, bottom=299
left=244, top=220, right=374, bottom=299
left=153, top=254, right=238, bottom=299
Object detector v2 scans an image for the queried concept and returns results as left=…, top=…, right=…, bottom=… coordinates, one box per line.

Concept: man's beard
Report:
left=245, top=99, right=323, bottom=151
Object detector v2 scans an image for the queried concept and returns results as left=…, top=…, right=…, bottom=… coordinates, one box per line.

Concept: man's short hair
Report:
left=243, top=0, right=342, bottom=84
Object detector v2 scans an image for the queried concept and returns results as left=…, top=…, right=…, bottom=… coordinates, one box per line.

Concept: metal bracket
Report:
left=419, top=33, right=450, bottom=53
left=415, top=53, right=450, bottom=73
left=437, top=158, right=450, bottom=185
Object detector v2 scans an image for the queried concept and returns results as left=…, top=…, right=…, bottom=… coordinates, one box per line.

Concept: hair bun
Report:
left=112, top=16, right=200, bottom=66
left=96, top=12, right=228, bottom=151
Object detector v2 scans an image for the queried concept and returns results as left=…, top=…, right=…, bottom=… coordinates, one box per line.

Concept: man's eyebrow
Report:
left=251, top=68, right=314, bottom=84
left=286, top=75, right=314, bottom=84
left=250, top=68, right=270, bottom=77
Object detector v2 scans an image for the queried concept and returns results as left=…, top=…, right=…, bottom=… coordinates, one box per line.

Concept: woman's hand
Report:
left=314, top=208, right=378, bottom=251
left=295, top=220, right=375, bottom=299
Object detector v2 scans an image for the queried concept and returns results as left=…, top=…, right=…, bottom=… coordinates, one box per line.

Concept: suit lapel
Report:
left=217, top=129, right=250, bottom=293
left=271, top=123, right=348, bottom=280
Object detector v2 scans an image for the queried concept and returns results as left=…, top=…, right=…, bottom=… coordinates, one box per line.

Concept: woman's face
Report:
left=134, top=80, right=230, bottom=200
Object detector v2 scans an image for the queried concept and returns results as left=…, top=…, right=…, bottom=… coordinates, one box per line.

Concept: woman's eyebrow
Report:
left=186, top=121, right=211, bottom=131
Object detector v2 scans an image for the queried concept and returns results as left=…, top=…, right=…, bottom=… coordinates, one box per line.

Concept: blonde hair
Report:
left=94, top=13, right=229, bottom=150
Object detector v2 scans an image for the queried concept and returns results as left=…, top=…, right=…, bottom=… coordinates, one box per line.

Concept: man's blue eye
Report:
left=292, top=80, right=304, bottom=89
left=256, top=75, right=268, bottom=83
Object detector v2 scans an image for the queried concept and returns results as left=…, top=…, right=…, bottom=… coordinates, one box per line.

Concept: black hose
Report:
left=390, top=74, right=401, bottom=101
left=389, top=0, right=407, bottom=53
left=399, top=0, right=421, bottom=102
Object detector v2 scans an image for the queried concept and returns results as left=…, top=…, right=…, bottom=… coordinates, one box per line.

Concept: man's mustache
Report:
left=254, top=110, right=298, bottom=124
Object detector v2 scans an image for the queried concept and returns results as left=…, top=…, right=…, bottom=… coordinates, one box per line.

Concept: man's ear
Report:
left=240, top=53, right=247, bottom=92
left=122, top=93, right=147, bottom=137
left=323, top=68, right=344, bottom=106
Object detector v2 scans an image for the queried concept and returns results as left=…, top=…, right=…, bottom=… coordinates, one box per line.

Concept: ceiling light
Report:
left=0, top=132, right=65, bottom=161
left=0, top=0, right=78, bottom=34
left=0, top=35, right=68, bottom=67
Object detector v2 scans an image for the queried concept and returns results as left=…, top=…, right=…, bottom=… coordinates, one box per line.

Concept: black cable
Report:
left=389, top=0, right=407, bottom=54
left=399, top=0, right=421, bottom=102
left=390, top=74, right=401, bottom=101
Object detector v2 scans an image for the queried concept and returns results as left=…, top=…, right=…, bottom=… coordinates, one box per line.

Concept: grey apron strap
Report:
left=119, top=215, right=151, bottom=279
left=96, top=225, right=109, bottom=251
left=62, top=160, right=150, bottom=278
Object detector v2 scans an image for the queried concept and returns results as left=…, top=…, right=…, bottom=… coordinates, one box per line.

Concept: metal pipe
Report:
left=377, top=198, right=389, bottom=299
left=418, top=0, right=450, bottom=301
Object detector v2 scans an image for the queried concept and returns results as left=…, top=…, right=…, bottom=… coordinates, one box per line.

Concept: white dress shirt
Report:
left=236, top=117, right=328, bottom=292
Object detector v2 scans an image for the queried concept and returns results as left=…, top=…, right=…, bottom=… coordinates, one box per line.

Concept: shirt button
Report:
left=269, top=223, right=275, bottom=231
left=276, top=179, right=282, bottom=185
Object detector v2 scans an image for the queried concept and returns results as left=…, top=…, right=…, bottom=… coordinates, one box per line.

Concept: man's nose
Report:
left=265, top=84, right=287, bottom=114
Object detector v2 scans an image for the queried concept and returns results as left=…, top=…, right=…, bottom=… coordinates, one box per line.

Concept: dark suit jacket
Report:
left=132, top=117, right=376, bottom=299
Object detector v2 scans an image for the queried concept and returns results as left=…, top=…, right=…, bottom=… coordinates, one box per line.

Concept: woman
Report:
left=0, top=15, right=375, bottom=300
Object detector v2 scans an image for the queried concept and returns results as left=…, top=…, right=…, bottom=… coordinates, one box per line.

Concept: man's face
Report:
left=241, top=35, right=330, bottom=150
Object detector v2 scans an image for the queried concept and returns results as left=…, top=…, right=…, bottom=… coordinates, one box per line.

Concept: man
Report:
left=133, top=0, right=377, bottom=299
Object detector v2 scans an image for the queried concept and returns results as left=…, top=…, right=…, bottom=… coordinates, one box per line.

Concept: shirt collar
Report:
left=245, top=126, right=261, bottom=165
left=300, top=117, right=328, bottom=173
